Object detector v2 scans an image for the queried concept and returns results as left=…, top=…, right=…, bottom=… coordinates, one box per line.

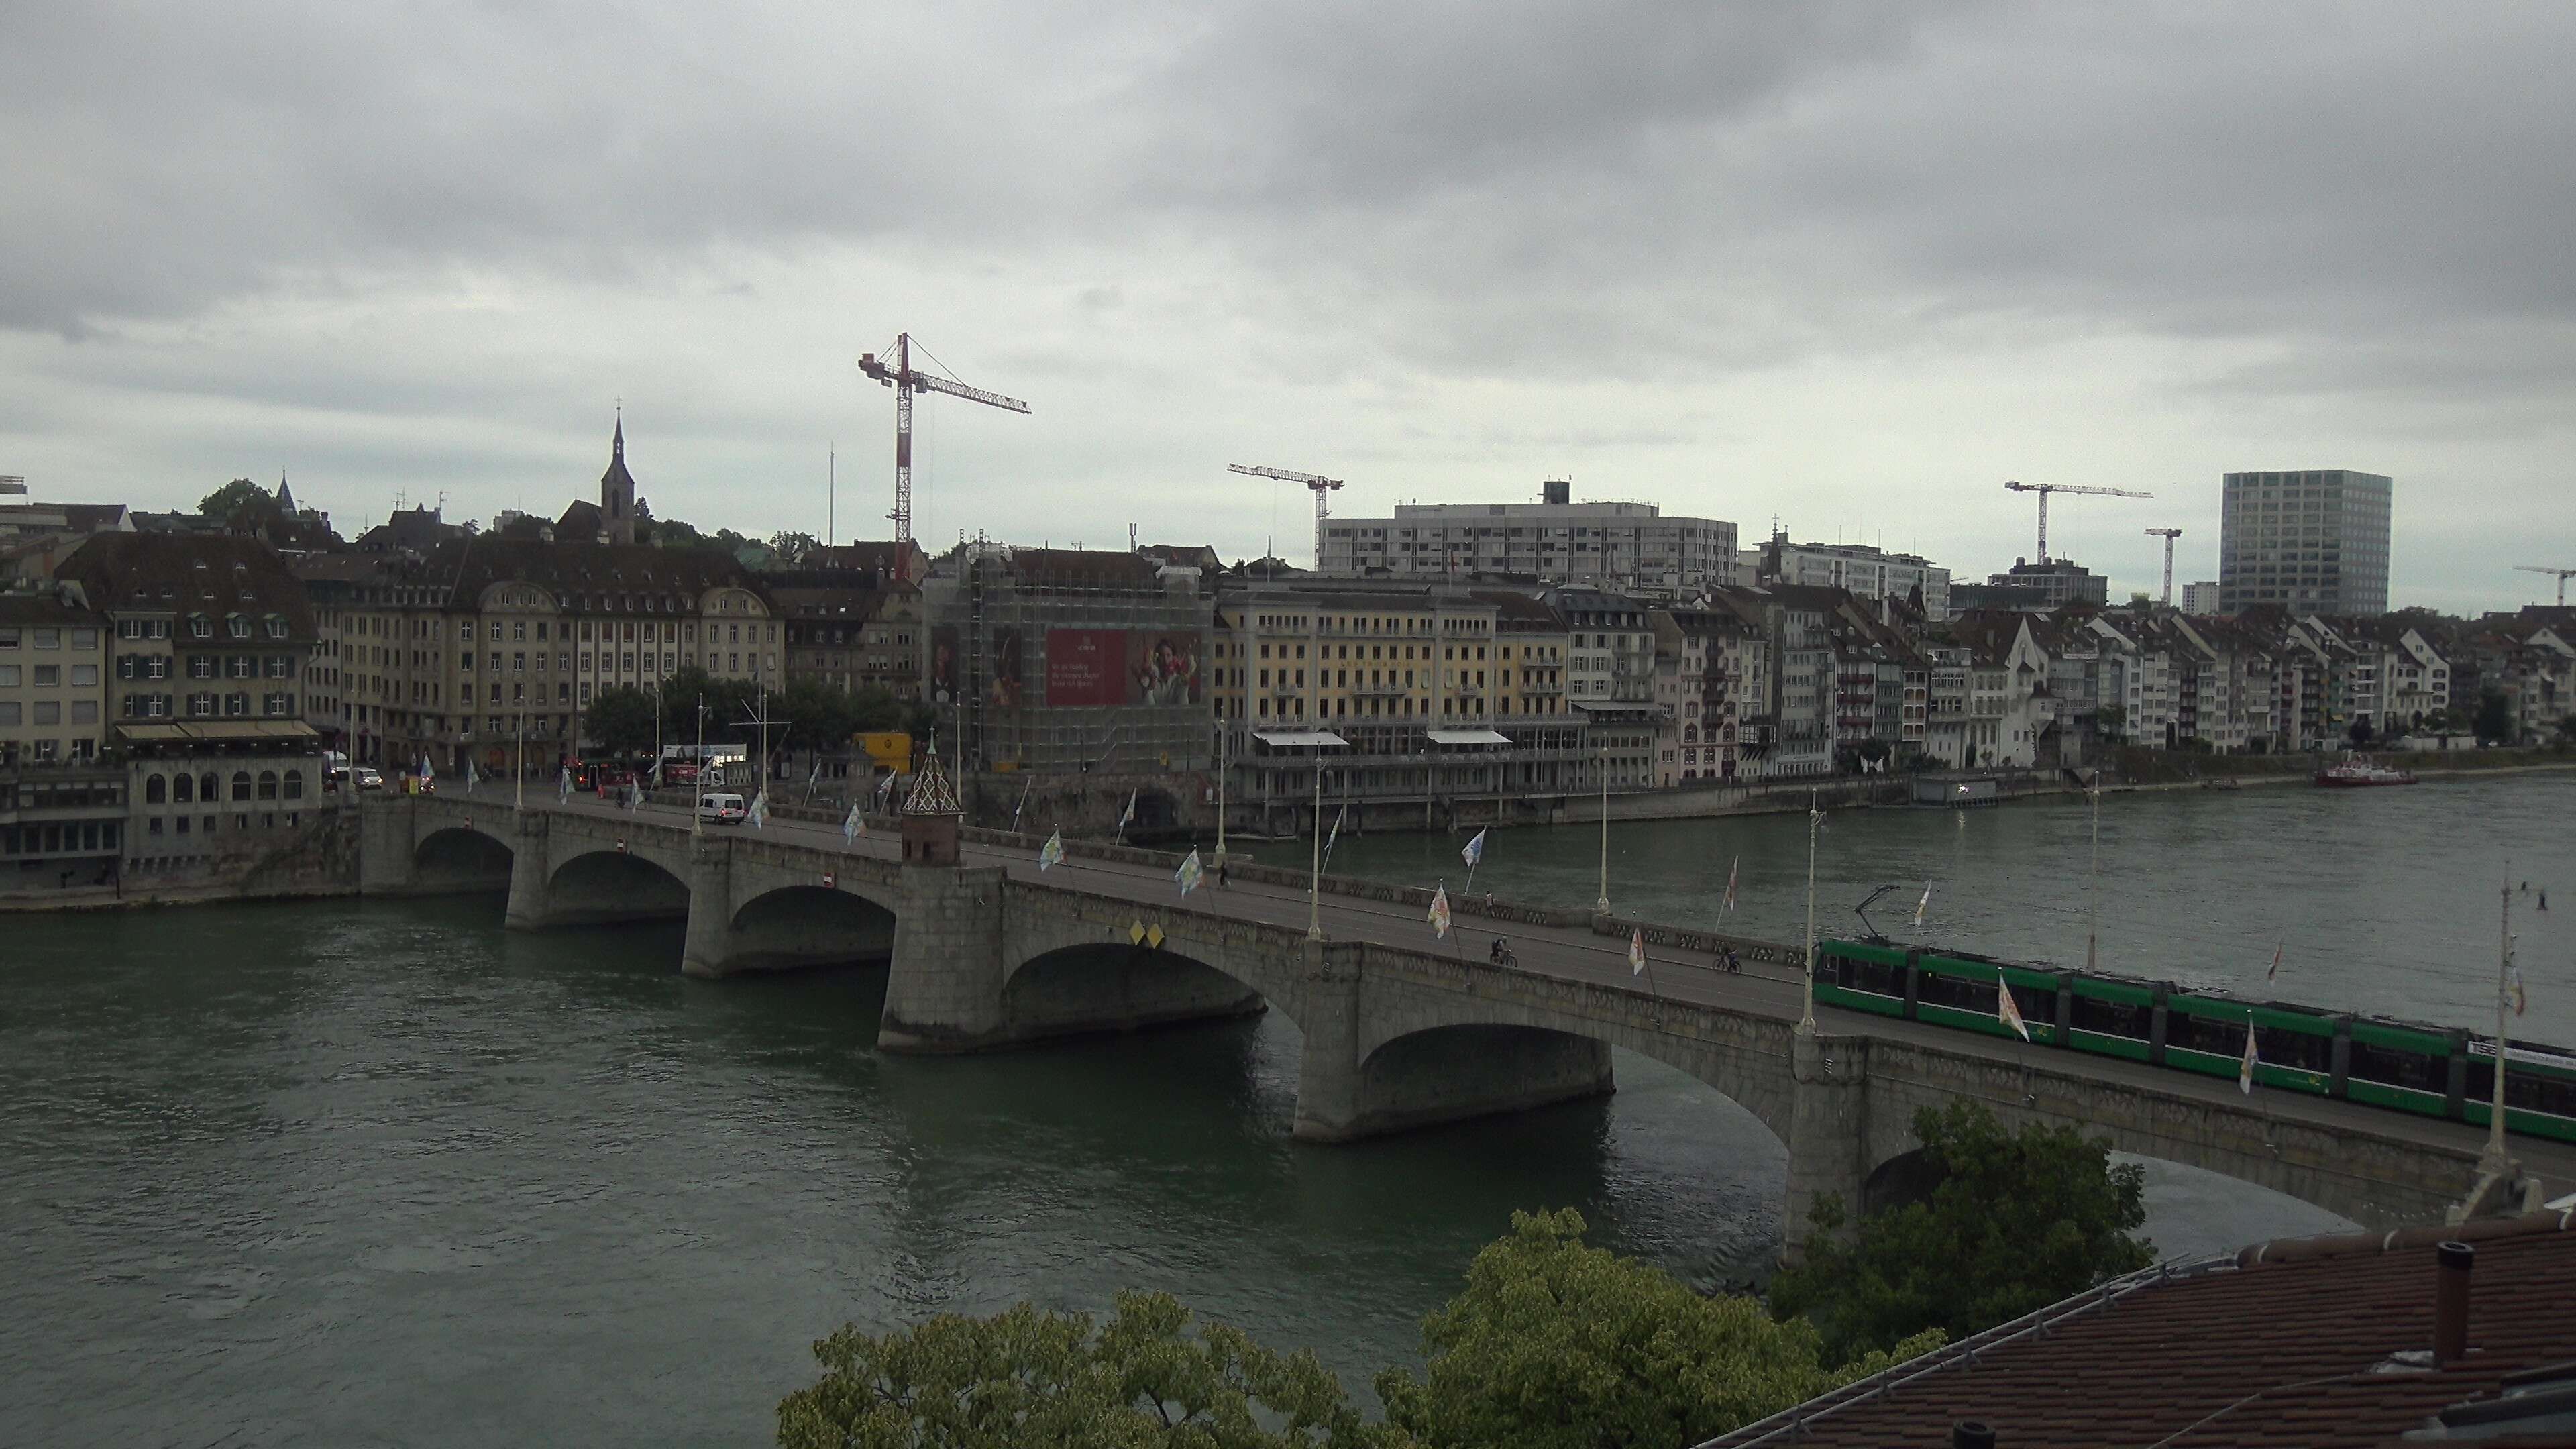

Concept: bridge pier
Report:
left=680, top=834, right=741, bottom=979
left=356, top=794, right=418, bottom=894
left=1782, top=1030, right=1871, bottom=1265
left=1292, top=940, right=1365, bottom=1141
left=877, top=864, right=1010, bottom=1048
left=502, top=810, right=553, bottom=930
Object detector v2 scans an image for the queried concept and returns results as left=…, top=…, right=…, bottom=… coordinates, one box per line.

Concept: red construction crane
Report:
left=1228, top=464, right=1342, bottom=565
left=2003, top=479, right=2152, bottom=561
left=858, top=333, right=1030, bottom=543
left=2516, top=564, right=2576, bottom=606
left=2145, top=528, right=2183, bottom=605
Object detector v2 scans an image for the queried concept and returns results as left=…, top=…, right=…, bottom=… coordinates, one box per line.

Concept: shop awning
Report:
left=115, top=720, right=323, bottom=745
left=1570, top=700, right=1657, bottom=715
left=1251, top=729, right=1349, bottom=749
left=1425, top=728, right=1511, bottom=746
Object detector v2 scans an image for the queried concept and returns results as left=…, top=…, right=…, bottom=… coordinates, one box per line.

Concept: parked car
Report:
left=354, top=767, right=385, bottom=791
left=696, top=792, right=747, bottom=826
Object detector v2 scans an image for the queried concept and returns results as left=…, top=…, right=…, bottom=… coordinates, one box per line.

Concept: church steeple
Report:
left=599, top=408, right=637, bottom=545
left=276, top=470, right=296, bottom=516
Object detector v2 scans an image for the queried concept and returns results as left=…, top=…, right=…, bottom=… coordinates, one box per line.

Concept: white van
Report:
left=696, top=792, right=747, bottom=826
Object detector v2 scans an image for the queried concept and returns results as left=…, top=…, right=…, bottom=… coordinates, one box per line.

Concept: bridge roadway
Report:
left=366, top=791, right=2575, bottom=1252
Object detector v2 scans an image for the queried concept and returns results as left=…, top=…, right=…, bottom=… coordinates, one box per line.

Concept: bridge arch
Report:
left=1000, top=941, right=1267, bottom=1042
left=1350, top=1023, right=1621, bottom=1140
left=545, top=847, right=691, bottom=925
left=724, top=883, right=900, bottom=972
left=413, top=824, right=515, bottom=891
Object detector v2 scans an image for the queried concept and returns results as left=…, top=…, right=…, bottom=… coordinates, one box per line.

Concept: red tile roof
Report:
left=1702, top=1210, right=2576, bottom=1449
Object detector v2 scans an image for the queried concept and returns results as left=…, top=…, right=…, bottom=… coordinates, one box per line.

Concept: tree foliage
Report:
left=776, top=1291, right=1406, bottom=1449
left=1374, top=1209, right=1940, bottom=1449
left=579, top=669, right=927, bottom=763
left=2475, top=690, right=2514, bottom=745
left=1768, top=1102, right=2151, bottom=1365
left=769, top=530, right=823, bottom=565
left=583, top=685, right=662, bottom=757
left=199, top=478, right=274, bottom=529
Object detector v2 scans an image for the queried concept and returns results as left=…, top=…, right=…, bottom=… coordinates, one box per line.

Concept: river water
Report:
left=4, top=774, right=2567, bottom=1446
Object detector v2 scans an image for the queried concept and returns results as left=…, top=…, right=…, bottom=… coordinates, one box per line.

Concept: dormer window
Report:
left=264, top=616, right=289, bottom=639
left=188, top=614, right=213, bottom=639
left=227, top=614, right=251, bottom=639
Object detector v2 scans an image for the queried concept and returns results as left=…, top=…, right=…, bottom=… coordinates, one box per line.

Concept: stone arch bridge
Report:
left=358, top=794, right=2564, bottom=1255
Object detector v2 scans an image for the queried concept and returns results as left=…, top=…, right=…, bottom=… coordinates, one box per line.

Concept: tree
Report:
left=776, top=1290, right=1405, bottom=1449
left=2348, top=715, right=2376, bottom=747
left=2475, top=690, right=2514, bottom=745
left=2556, top=714, right=2576, bottom=750
left=199, top=478, right=275, bottom=529
left=1375, top=1209, right=1940, bottom=1449
left=584, top=685, right=661, bottom=757
left=1769, top=1102, right=2151, bottom=1365
left=2094, top=702, right=2127, bottom=745
left=769, top=530, right=822, bottom=566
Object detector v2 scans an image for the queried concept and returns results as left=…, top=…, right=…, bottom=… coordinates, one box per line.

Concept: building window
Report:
left=284, top=771, right=305, bottom=800
left=231, top=771, right=252, bottom=801
left=257, top=771, right=279, bottom=800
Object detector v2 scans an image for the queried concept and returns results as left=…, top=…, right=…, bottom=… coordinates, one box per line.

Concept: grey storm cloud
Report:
left=2, top=1, right=2571, bottom=608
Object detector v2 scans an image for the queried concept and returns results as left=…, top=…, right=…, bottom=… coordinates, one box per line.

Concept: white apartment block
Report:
left=1318, top=481, right=1737, bottom=596
left=1754, top=535, right=1951, bottom=621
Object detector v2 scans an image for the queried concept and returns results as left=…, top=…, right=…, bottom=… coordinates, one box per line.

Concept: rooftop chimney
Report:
left=2434, top=1240, right=2473, bottom=1366
left=1952, top=1422, right=1996, bottom=1449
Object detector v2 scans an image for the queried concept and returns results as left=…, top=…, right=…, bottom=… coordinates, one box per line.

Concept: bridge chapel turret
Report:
left=599, top=412, right=637, bottom=545
left=900, top=745, right=962, bottom=867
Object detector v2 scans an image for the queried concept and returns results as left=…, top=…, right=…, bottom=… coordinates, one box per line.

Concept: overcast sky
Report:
left=4, top=3, right=2571, bottom=611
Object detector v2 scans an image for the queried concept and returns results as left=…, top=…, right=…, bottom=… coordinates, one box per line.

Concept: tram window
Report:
left=1913, top=970, right=1994, bottom=1013
left=2069, top=994, right=2151, bottom=1040
left=1825, top=954, right=1903, bottom=997
left=2169, top=1010, right=2251, bottom=1057
left=2349, top=1040, right=2443, bottom=1092
left=2463, top=1059, right=2576, bottom=1118
left=2256, top=1026, right=2332, bottom=1074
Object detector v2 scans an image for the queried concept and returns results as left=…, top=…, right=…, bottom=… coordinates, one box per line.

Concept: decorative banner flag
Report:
left=1428, top=884, right=1452, bottom=939
left=1913, top=885, right=1932, bottom=929
left=1038, top=829, right=1066, bottom=871
left=1013, top=775, right=1032, bottom=834
left=2267, top=943, right=2284, bottom=983
left=1176, top=848, right=1203, bottom=896
left=2510, top=961, right=2528, bottom=1017
left=877, top=772, right=897, bottom=808
left=466, top=758, right=480, bottom=794
left=1323, top=804, right=1346, bottom=867
left=808, top=759, right=822, bottom=792
left=1462, top=829, right=1486, bottom=869
left=558, top=766, right=573, bottom=803
left=2239, top=1020, right=2259, bottom=1095
left=626, top=781, right=643, bottom=811
left=1629, top=926, right=1647, bottom=976
left=843, top=802, right=863, bottom=842
left=1998, top=981, right=2030, bottom=1041
left=1721, top=855, right=1739, bottom=913
left=745, top=790, right=769, bottom=830
left=420, top=755, right=435, bottom=784
left=1120, top=790, right=1138, bottom=828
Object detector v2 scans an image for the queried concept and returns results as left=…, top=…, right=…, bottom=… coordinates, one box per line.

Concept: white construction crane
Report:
left=2003, top=480, right=2152, bottom=561
left=2145, top=528, right=2183, bottom=605
left=858, top=333, right=1031, bottom=543
left=2516, top=564, right=2576, bottom=606
left=1228, top=464, right=1342, bottom=566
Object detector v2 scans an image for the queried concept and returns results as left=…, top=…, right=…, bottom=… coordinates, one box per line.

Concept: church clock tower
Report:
left=600, top=411, right=638, bottom=545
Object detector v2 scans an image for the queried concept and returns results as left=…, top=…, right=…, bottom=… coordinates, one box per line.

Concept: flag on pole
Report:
left=1629, top=927, right=1647, bottom=976
left=465, top=758, right=479, bottom=794
left=1428, top=884, right=1451, bottom=939
left=2267, top=943, right=2284, bottom=983
left=2239, top=1019, right=2259, bottom=1095
left=625, top=780, right=641, bottom=812
left=2510, top=961, right=2528, bottom=1017
left=877, top=772, right=897, bottom=809
left=1038, top=828, right=1065, bottom=871
left=558, top=765, right=573, bottom=803
left=419, top=755, right=435, bottom=784
left=1913, top=885, right=1932, bottom=928
left=745, top=790, right=769, bottom=830
left=1323, top=804, right=1346, bottom=866
left=1117, top=789, right=1137, bottom=842
left=1721, top=855, right=1739, bottom=914
left=1462, top=829, right=1486, bottom=869
left=1176, top=848, right=1203, bottom=896
left=808, top=759, right=822, bottom=793
left=1013, top=776, right=1032, bottom=835
left=1998, top=981, right=2030, bottom=1041
left=843, top=802, right=863, bottom=842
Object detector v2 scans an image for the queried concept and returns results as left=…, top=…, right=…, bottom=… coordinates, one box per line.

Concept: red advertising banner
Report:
left=1045, top=629, right=1126, bottom=706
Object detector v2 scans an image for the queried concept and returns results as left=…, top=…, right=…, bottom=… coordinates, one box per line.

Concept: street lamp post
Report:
left=2482, top=875, right=2517, bottom=1175
left=1214, top=713, right=1228, bottom=865
left=1595, top=744, right=1611, bottom=915
left=690, top=695, right=707, bottom=837
left=513, top=710, right=525, bottom=812
left=1801, top=788, right=1822, bottom=1034
left=2086, top=767, right=2102, bottom=973
left=1307, top=753, right=1325, bottom=941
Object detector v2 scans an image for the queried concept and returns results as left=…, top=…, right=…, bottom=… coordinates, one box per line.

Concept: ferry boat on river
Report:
left=2314, top=755, right=2417, bottom=787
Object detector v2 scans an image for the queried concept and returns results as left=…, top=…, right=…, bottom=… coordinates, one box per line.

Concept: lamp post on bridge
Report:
left=513, top=709, right=525, bottom=813
left=1307, top=751, right=1326, bottom=941
left=2086, top=767, right=2102, bottom=973
left=2480, top=874, right=2520, bottom=1181
left=1800, top=788, right=1821, bottom=1034
left=1595, top=743, right=1611, bottom=916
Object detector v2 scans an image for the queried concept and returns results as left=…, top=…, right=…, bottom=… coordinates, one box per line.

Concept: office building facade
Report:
left=2218, top=470, right=2392, bottom=616
left=1316, top=481, right=1736, bottom=596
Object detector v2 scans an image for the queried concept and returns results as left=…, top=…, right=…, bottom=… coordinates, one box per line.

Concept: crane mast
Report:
left=2145, top=529, right=2183, bottom=605
left=2003, top=479, right=2153, bottom=561
left=1228, top=464, right=1344, bottom=567
left=858, top=332, right=1030, bottom=543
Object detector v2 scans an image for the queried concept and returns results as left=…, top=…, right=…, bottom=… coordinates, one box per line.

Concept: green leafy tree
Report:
left=2347, top=715, right=2376, bottom=747
left=1769, top=1102, right=2151, bottom=1364
left=199, top=478, right=276, bottom=529
left=2555, top=714, right=2575, bottom=749
left=1375, top=1208, right=1940, bottom=1449
left=769, top=530, right=822, bottom=565
left=2094, top=702, right=2127, bottom=745
left=2474, top=690, right=2514, bottom=745
left=777, top=1290, right=1405, bottom=1449
left=583, top=685, right=661, bottom=757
